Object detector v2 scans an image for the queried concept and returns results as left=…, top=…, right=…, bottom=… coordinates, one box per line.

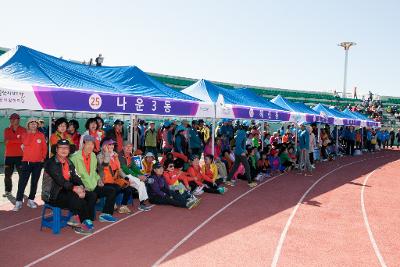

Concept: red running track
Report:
left=0, top=150, right=399, bottom=267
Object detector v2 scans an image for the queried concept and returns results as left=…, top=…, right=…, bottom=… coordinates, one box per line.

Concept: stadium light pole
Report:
left=338, top=42, right=356, bottom=98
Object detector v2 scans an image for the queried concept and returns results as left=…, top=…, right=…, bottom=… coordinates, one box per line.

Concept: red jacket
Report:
left=21, top=131, right=47, bottom=162
left=163, top=169, right=191, bottom=187
left=4, top=126, right=26, bottom=157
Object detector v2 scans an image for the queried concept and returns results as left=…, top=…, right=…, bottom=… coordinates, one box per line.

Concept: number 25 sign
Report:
left=89, top=94, right=102, bottom=110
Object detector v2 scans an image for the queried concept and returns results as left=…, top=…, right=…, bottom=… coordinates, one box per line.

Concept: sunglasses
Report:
left=168, top=165, right=174, bottom=168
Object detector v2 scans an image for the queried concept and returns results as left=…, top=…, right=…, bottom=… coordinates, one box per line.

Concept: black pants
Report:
left=93, top=185, right=117, bottom=216
left=149, top=191, right=187, bottom=208
left=104, top=184, right=134, bottom=206
left=321, top=146, right=328, bottom=159
left=377, top=139, right=382, bottom=148
left=390, top=138, right=394, bottom=147
left=309, top=152, right=314, bottom=165
left=346, top=140, right=355, bottom=155
left=4, top=156, right=22, bottom=193
left=227, top=154, right=252, bottom=183
left=203, top=181, right=221, bottom=194
left=49, top=189, right=96, bottom=222
left=16, top=162, right=43, bottom=201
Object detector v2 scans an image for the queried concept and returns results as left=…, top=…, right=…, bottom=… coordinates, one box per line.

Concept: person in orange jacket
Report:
left=3, top=113, right=26, bottom=197
left=13, top=118, right=47, bottom=211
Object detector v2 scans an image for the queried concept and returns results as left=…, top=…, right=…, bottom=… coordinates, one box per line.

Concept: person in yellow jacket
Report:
left=201, top=154, right=227, bottom=194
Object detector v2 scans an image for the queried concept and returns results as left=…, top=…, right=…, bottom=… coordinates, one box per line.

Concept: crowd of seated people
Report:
left=3, top=112, right=392, bottom=235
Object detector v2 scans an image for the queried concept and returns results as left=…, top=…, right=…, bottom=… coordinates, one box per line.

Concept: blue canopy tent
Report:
left=313, top=104, right=361, bottom=126
left=342, top=109, right=380, bottom=128
left=271, top=95, right=332, bottom=124
left=181, top=79, right=291, bottom=121
left=0, top=45, right=214, bottom=118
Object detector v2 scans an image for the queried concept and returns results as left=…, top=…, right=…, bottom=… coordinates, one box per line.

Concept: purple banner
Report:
left=343, top=119, right=361, bottom=126
left=33, top=86, right=200, bottom=116
left=232, top=106, right=291, bottom=121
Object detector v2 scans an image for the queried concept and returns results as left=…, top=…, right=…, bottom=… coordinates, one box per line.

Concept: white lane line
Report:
left=0, top=216, right=42, bottom=232
left=24, top=206, right=155, bottom=267
left=152, top=173, right=286, bottom=267
left=270, top=157, right=384, bottom=267
left=361, top=170, right=387, bottom=267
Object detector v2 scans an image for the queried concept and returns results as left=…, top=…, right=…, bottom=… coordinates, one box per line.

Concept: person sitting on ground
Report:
left=257, top=151, right=271, bottom=179
left=222, top=149, right=234, bottom=173
left=142, top=152, right=155, bottom=176
left=201, top=154, right=227, bottom=194
left=146, top=163, right=199, bottom=209
left=118, top=141, right=152, bottom=211
left=80, top=118, right=103, bottom=154
left=97, top=139, right=136, bottom=214
left=279, top=146, right=295, bottom=172
left=186, top=155, right=206, bottom=196
left=42, top=139, right=96, bottom=235
left=50, top=118, right=75, bottom=156
left=268, top=149, right=280, bottom=176
left=70, top=135, right=118, bottom=222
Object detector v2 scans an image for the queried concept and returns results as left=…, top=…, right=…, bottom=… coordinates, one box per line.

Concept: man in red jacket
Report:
left=3, top=113, right=26, bottom=197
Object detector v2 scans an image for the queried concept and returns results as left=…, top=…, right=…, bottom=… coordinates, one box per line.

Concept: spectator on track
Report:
left=3, top=113, right=26, bottom=198
left=42, top=139, right=96, bottom=235
left=70, top=135, right=118, bottom=223
left=13, top=118, right=47, bottom=211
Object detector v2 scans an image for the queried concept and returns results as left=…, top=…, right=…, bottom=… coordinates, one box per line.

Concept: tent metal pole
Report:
left=133, top=115, right=138, bottom=151
left=294, top=123, right=298, bottom=153
left=261, top=120, right=265, bottom=150
left=361, top=127, right=364, bottom=149
left=336, top=126, right=339, bottom=154
left=129, top=114, right=133, bottom=143
left=211, top=118, right=216, bottom=156
left=48, top=112, right=53, bottom=156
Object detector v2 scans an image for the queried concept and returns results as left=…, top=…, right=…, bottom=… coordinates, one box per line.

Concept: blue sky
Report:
left=1, top=0, right=399, bottom=97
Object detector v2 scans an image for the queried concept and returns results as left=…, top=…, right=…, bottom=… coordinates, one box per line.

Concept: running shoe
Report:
left=12, top=201, right=22, bottom=212
left=99, top=213, right=118, bottom=223
left=27, top=199, right=37, bottom=209
left=118, top=205, right=132, bottom=214
left=248, top=182, right=258, bottom=188
left=138, top=204, right=151, bottom=212
left=67, top=215, right=81, bottom=227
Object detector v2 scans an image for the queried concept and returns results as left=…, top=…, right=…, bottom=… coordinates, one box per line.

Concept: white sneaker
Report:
left=27, top=199, right=38, bottom=209
left=13, top=201, right=23, bottom=212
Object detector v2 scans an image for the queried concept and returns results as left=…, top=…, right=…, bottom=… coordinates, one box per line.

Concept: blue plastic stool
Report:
left=40, top=204, right=72, bottom=234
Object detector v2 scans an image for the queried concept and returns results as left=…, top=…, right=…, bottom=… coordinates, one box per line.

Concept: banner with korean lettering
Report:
left=216, top=102, right=291, bottom=121
left=0, top=84, right=215, bottom=118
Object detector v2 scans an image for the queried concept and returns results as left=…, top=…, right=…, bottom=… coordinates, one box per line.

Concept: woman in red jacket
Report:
left=13, top=118, right=47, bottom=211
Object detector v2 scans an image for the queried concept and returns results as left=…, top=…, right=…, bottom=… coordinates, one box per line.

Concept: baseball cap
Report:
left=102, top=139, right=116, bottom=146
left=153, top=162, right=163, bottom=169
left=56, top=139, right=70, bottom=147
left=145, top=152, right=155, bottom=158
left=123, top=140, right=133, bottom=146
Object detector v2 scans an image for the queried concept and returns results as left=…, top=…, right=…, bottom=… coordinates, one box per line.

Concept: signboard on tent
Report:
left=0, top=84, right=215, bottom=118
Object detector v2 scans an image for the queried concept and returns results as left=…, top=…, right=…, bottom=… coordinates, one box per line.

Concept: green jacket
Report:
left=118, top=152, right=143, bottom=178
left=70, top=150, right=100, bottom=191
left=144, top=129, right=157, bottom=147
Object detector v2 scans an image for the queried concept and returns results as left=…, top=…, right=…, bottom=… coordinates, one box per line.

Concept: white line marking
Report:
left=0, top=216, right=42, bottom=232
left=361, top=170, right=387, bottom=267
left=270, top=157, right=386, bottom=267
left=24, top=206, right=155, bottom=267
left=152, top=173, right=286, bottom=267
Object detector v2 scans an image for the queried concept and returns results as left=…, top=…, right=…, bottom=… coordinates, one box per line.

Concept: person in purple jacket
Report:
left=146, top=163, right=198, bottom=209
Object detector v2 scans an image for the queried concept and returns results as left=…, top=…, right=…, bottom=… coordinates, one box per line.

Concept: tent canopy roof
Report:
left=313, top=104, right=352, bottom=119
left=0, top=45, right=197, bottom=100
left=182, top=79, right=287, bottom=111
left=271, top=95, right=319, bottom=115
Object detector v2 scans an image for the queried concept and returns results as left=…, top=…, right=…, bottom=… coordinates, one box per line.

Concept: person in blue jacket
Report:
left=226, top=121, right=257, bottom=188
left=346, top=126, right=356, bottom=155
